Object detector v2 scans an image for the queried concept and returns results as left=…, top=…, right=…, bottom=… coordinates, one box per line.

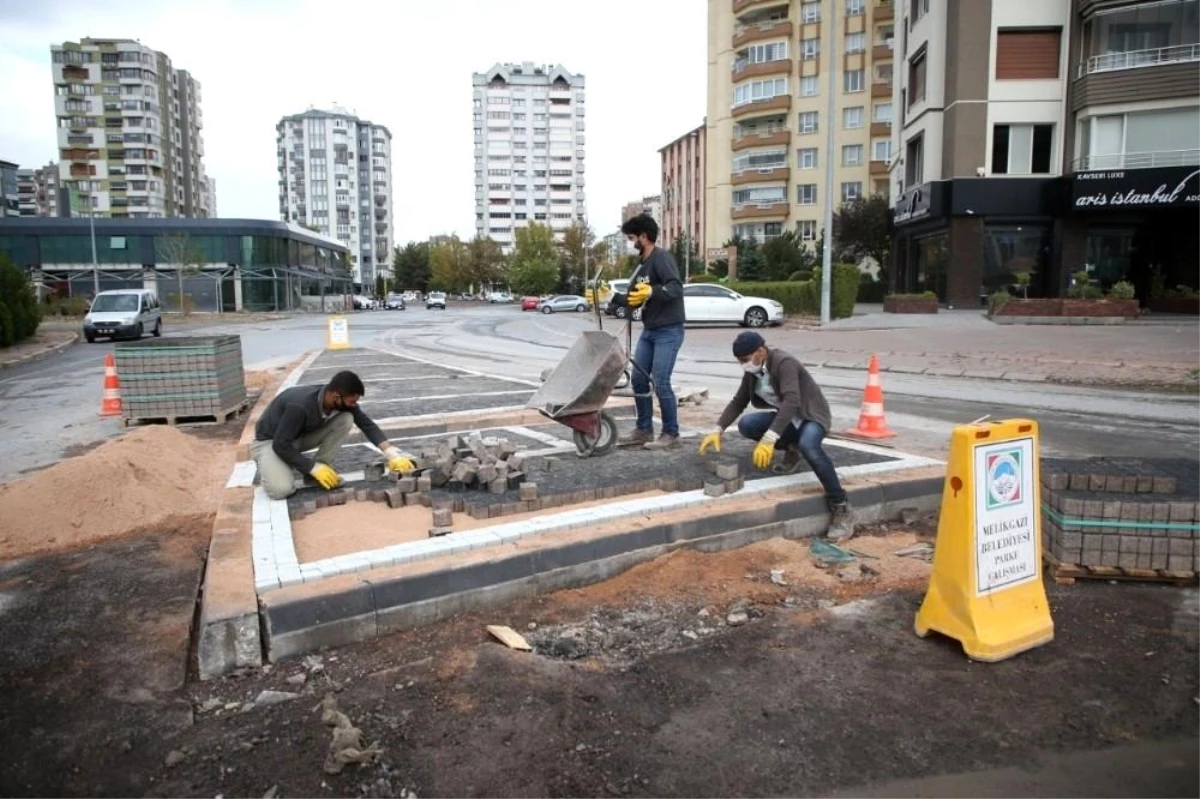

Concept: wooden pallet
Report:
left=122, top=397, right=253, bottom=428
left=1044, top=552, right=1197, bottom=587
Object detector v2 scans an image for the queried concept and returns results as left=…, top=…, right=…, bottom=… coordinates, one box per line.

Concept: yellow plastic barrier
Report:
left=326, top=316, right=351, bottom=350
left=915, top=418, right=1054, bottom=661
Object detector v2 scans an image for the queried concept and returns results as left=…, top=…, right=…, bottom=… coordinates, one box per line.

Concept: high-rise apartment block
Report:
left=16, top=162, right=63, bottom=217
left=50, top=38, right=211, bottom=218
left=660, top=123, right=707, bottom=251
left=0, top=161, right=18, bottom=217
left=473, top=63, right=587, bottom=252
left=707, top=0, right=897, bottom=249
left=276, top=108, right=394, bottom=289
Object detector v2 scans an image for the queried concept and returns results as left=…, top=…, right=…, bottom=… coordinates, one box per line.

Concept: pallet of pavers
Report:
left=115, top=335, right=248, bottom=426
left=1041, top=457, right=1200, bottom=585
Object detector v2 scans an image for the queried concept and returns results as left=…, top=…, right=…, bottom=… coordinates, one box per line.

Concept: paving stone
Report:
left=1169, top=502, right=1193, bottom=522
left=315, top=495, right=329, bottom=510
left=364, top=463, right=386, bottom=482
left=489, top=478, right=506, bottom=495
left=416, top=476, right=432, bottom=494
left=715, top=462, right=739, bottom=481
left=429, top=526, right=453, bottom=537
left=520, top=482, right=539, bottom=501
left=301, top=500, right=318, bottom=516
left=1136, top=474, right=1154, bottom=493
left=1152, top=538, right=1171, bottom=570
left=704, top=479, right=726, bottom=498
left=385, top=489, right=404, bottom=509
left=1043, top=472, right=1068, bottom=491
left=506, top=471, right=526, bottom=491
left=396, top=477, right=416, bottom=494
left=353, top=489, right=368, bottom=503
left=1102, top=500, right=1122, bottom=519
left=1153, top=476, right=1177, bottom=494
left=432, top=508, right=453, bottom=527
left=328, top=490, right=348, bottom=507
left=414, top=493, right=432, bottom=508
left=726, top=477, right=746, bottom=494
left=452, top=497, right=466, bottom=513
left=369, top=489, right=389, bottom=503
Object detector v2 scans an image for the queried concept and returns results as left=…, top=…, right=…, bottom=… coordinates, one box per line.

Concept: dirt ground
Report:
left=1, top=499, right=1197, bottom=797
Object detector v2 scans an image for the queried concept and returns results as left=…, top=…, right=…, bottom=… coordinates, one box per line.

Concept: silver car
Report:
left=538, top=295, right=591, bottom=314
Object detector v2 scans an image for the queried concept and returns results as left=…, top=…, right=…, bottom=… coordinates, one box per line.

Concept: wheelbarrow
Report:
left=526, top=329, right=627, bottom=457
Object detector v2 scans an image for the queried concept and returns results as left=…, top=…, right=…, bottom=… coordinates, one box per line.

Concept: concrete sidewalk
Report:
left=0, top=330, right=79, bottom=370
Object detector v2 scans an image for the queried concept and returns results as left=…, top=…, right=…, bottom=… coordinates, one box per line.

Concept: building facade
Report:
left=706, top=0, right=897, bottom=249
left=16, top=162, right=64, bottom=217
left=473, top=63, right=587, bottom=252
left=0, top=217, right=351, bottom=313
left=0, top=160, right=18, bottom=217
left=205, top=176, right=218, bottom=218
left=50, top=38, right=211, bottom=219
left=889, top=0, right=1198, bottom=307
left=660, top=123, right=707, bottom=253
left=620, top=195, right=663, bottom=225
left=276, top=107, right=393, bottom=290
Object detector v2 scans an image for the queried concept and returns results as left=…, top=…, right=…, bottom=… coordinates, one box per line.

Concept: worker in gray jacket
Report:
left=252, top=370, right=414, bottom=500
left=699, top=331, right=854, bottom=540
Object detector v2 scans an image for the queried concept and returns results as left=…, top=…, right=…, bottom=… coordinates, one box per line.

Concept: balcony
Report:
left=870, top=121, right=891, bottom=136
left=732, top=94, right=792, bottom=120
left=871, top=81, right=892, bottom=97
left=874, top=0, right=893, bottom=22
left=731, top=201, right=790, bottom=220
left=732, top=0, right=788, bottom=15
left=869, top=160, right=890, bottom=175
left=1072, top=149, right=1200, bottom=171
left=872, top=42, right=893, bottom=61
left=732, top=128, right=790, bottom=151
left=732, top=57, right=793, bottom=80
left=732, top=19, right=793, bottom=49
left=732, top=166, right=790, bottom=185
left=1079, top=44, right=1200, bottom=77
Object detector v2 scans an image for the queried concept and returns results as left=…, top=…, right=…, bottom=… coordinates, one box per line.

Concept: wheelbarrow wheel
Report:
left=573, top=410, right=618, bottom=458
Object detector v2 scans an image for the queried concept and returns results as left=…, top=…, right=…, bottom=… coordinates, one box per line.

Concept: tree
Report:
left=0, top=254, right=40, bottom=347
left=467, top=235, right=506, bottom=291
left=155, top=233, right=205, bottom=315
left=508, top=223, right=559, bottom=296
left=558, top=223, right=607, bottom=293
left=726, top=235, right=765, bottom=282
left=393, top=241, right=431, bottom=292
left=428, top=236, right=471, bottom=293
left=832, top=196, right=891, bottom=278
left=374, top=274, right=393, bottom=299
left=669, top=233, right=703, bottom=279
left=759, top=231, right=813, bottom=282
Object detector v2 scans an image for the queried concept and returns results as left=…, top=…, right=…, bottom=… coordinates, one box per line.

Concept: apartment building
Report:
left=660, top=123, right=707, bottom=252
left=621, top=195, right=663, bottom=224
left=276, top=107, right=394, bottom=289
left=0, top=161, right=17, bottom=217
left=50, top=38, right=210, bottom=219
left=890, top=0, right=1198, bottom=307
left=473, top=63, right=587, bottom=253
left=205, top=176, right=218, bottom=218
left=706, top=0, right=896, bottom=250
left=16, top=162, right=64, bottom=217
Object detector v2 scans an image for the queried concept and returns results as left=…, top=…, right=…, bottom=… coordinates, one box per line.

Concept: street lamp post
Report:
left=820, top=10, right=838, bottom=325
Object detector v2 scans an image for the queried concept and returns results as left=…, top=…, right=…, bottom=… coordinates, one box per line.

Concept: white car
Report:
left=487, top=291, right=514, bottom=303
left=683, top=283, right=785, bottom=327
left=425, top=291, right=447, bottom=310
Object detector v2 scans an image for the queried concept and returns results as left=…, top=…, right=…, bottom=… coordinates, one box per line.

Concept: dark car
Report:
left=385, top=293, right=406, bottom=310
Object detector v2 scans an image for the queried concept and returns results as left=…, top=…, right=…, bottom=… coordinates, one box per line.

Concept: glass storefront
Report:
left=983, top=225, right=1052, bottom=298
left=913, top=232, right=949, bottom=300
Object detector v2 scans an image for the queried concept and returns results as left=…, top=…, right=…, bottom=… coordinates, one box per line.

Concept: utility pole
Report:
left=820, top=8, right=837, bottom=325
left=684, top=144, right=691, bottom=285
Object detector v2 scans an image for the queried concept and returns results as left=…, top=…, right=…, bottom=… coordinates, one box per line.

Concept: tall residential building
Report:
left=0, top=161, right=18, bottom=217
left=276, top=107, right=394, bottom=289
left=16, top=162, right=64, bottom=217
left=50, top=38, right=210, bottom=218
left=473, top=62, right=587, bottom=252
left=620, top=195, right=663, bottom=225
left=706, top=0, right=897, bottom=249
left=889, top=0, right=1198, bottom=307
left=660, top=123, right=707, bottom=251
left=205, top=176, right=218, bottom=218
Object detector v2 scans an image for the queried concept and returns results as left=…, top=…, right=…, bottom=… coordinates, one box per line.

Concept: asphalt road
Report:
left=1, top=304, right=1196, bottom=483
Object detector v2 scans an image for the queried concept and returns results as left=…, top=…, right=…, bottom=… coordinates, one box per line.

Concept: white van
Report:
left=83, top=289, right=163, bottom=342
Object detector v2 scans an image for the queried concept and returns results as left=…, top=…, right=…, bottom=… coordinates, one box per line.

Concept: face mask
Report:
left=741, top=359, right=762, bottom=375
left=630, top=239, right=643, bottom=256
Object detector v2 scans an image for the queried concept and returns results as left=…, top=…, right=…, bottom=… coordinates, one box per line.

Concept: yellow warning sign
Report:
left=915, top=418, right=1054, bottom=662
left=326, top=316, right=351, bottom=350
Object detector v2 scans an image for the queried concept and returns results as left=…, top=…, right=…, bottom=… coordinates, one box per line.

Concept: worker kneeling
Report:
left=699, top=332, right=855, bottom=541
left=252, top=369, right=415, bottom=500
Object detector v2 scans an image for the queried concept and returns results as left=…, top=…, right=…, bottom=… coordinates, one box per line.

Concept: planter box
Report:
left=884, top=296, right=938, bottom=314
left=994, top=298, right=1139, bottom=319
left=1147, top=297, right=1200, bottom=315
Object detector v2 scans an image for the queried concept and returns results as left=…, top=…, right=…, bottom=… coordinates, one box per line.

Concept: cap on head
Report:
left=732, top=331, right=766, bottom=358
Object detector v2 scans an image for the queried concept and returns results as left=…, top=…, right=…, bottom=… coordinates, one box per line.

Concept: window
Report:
left=995, top=29, right=1062, bottom=79
left=873, top=101, right=893, bottom=123
left=844, top=69, right=865, bottom=92
left=846, top=0, right=865, bottom=14
left=797, top=147, right=818, bottom=169
left=908, top=48, right=927, bottom=107
left=872, top=139, right=892, bottom=161
left=733, top=77, right=788, bottom=107
left=745, top=41, right=789, bottom=63
left=733, top=186, right=787, bottom=205
left=802, top=38, right=821, bottom=60
left=845, top=33, right=866, bottom=53
left=734, top=149, right=788, bottom=171
left=905, top=133, right=924, bottom=186
left=800, top=76, right=819, bottom=97
left=843, top=106, right=864, bottom=129
left=802, top=1, right=821, bottom=22
left=991, top=124, right=1053, bottom=174
left=799, top=111, right=819, bottom=133
left=796, top=220, right=818, bottom=241
left=1082, top=1, right=1198, bottom=73
left=1077, top=107, right=1200, bottom=169
left=797, top=184, right=817, bottom=204
left=910, top=0, right=930, bottom=25
left=841, top=182, right=863, bottom=202
left=842, top=145, right=864, bottom=166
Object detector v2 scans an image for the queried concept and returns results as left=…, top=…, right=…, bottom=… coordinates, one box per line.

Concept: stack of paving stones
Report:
left=1041, top=457, right=1199, bottom=581
left=115, top=336, right=246, bottom=422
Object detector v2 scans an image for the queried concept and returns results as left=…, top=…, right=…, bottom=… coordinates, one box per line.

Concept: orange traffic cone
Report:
left=99, top=353, right=123, bottom=417
left=844, top=353, right=895, bottom=439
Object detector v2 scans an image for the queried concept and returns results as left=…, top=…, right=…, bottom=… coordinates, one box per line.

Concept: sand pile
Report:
left=0, top=426, right=232, bottom=559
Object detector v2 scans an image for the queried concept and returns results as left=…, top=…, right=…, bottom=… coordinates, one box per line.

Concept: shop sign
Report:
left=1071, top=167, right=1200, bottom=210
left=894, top=183, right=932, bottom=224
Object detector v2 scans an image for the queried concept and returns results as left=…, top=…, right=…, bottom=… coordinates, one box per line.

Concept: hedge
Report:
left=728, top=263, right=860, bottom=319
left=688, top=273, right=720, bottom=284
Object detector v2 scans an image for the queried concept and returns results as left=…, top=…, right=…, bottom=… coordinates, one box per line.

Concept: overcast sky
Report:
left=0, top=0, right=705, bottom=242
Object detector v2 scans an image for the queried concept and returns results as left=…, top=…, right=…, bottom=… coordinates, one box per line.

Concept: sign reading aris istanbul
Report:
left=973, top=437, right=1038, bottom=597
left=1071, top=166, right=1200, bottom=210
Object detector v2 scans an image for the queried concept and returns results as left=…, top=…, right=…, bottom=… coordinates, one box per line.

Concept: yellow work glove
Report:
left=698, top=428, right=723, bottom=455
left=752, top=430, right=780, bottom=470
left=382, top=446, right=416, bottom=474
left=310, top=462, right=342, bottom=490
left=626, top=282, right=652, bottom=308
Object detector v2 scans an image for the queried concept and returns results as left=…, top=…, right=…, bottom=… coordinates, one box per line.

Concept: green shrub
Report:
left=818, top=263, right=861, bottom=319
left=1108, top=280, right=1136, bottom=300
left=727, top=281, right=815, bottom=315
left=987, top=289, right=1012, bottom=317
left=1066, top=269, right=1097, bottom=299
left=688, top=273, right=719, bottom=284
left=788, top=270, right=813, bottom=282
left=1166, top=284, right=1198, bottom=299
left=46, top=295, right=91, bottom=317
left=0, top=255, right=40, bottom=345
left=0, top=300, right=13, bottom=348
left=732, top=264, right=860, bottom=319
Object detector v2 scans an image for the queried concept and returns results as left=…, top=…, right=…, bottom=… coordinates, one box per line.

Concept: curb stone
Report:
left=0, top=332, right=79, bottom=370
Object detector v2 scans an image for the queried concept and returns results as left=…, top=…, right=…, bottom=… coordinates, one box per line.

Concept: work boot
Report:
left=643, top=433, right=681, bottom=451
left=772, top=445, right=804, bottom=475
left=826, top=500, right=856, bottom=542
left=619, top=428, right=654, bottom=447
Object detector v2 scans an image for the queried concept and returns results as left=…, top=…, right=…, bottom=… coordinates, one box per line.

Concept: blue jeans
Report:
left=737, top=411, right=847, bottom=504
left=631, top=323, right=684, bottom=436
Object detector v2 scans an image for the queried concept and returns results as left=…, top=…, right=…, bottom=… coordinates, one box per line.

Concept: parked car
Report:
left=487, top=291, right=514, bottom=304
left=538, top=295, right=591, bottom=314
left=401, top=291, right=419, bottom=304
left=83, top=289, right=162, bottom=342
left=683, top=283, right=785, bottom=327
left=352, top=294, right=380, bottom=310
left=521, top=296, right=541, bottom=311
left=426, top=291, right=447, bottom=310
left=384, top=293, right=406, bottom=310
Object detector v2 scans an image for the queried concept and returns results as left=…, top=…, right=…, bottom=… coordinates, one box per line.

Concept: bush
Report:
left=729, top=263, right=859, bottom=319
left=688, top=273, right=719, bottom=284
left=788, top=270, right=813, bottom=282
left=0, top=300, right=13, bottom=348
left=987, top=289, right=1012, bottom=316
left=46, top=295, right=91, bottom=317
left=0, top=255, right=40, bottom=346
left=1108, top=281, right=1136, bottom=300
left=816, top=263, right=861, bottom=319
left=727, top=281, right=815, bottom=315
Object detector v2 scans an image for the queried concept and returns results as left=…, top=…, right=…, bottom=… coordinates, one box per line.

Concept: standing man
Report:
left=610, top=213, right=686, bottom=451
left=698, top=332, right=855, bottom=540
left=252, top=370, right=415, bottom=500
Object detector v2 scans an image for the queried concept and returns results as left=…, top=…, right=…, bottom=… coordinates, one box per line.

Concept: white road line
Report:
left=361, top=389, right=534, bottom=406
left=278, top=350, right=321, bottom=394
left=361, top=375, right=453, bottom=384
left=500, top=424, right=572, bottom=447
left=370, top=405, right=533, bottom=427
left=304, top=361, right=410, bottom=371
left=367, top=343, right=541, bottom=388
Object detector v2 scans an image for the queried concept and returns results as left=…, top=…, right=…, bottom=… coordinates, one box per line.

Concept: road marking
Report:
left=278, top=350, right=322, bottom=394
left=368, top=342, right=541, bottom=388
left=360, top=389, right=534, bottom=406
left=304, top=361, right=408, bottom=371
left=370, top=404, right=533, bottom=428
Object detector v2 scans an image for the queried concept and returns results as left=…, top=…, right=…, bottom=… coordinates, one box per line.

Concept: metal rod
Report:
left=820, top=8, right=837, bottom=326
